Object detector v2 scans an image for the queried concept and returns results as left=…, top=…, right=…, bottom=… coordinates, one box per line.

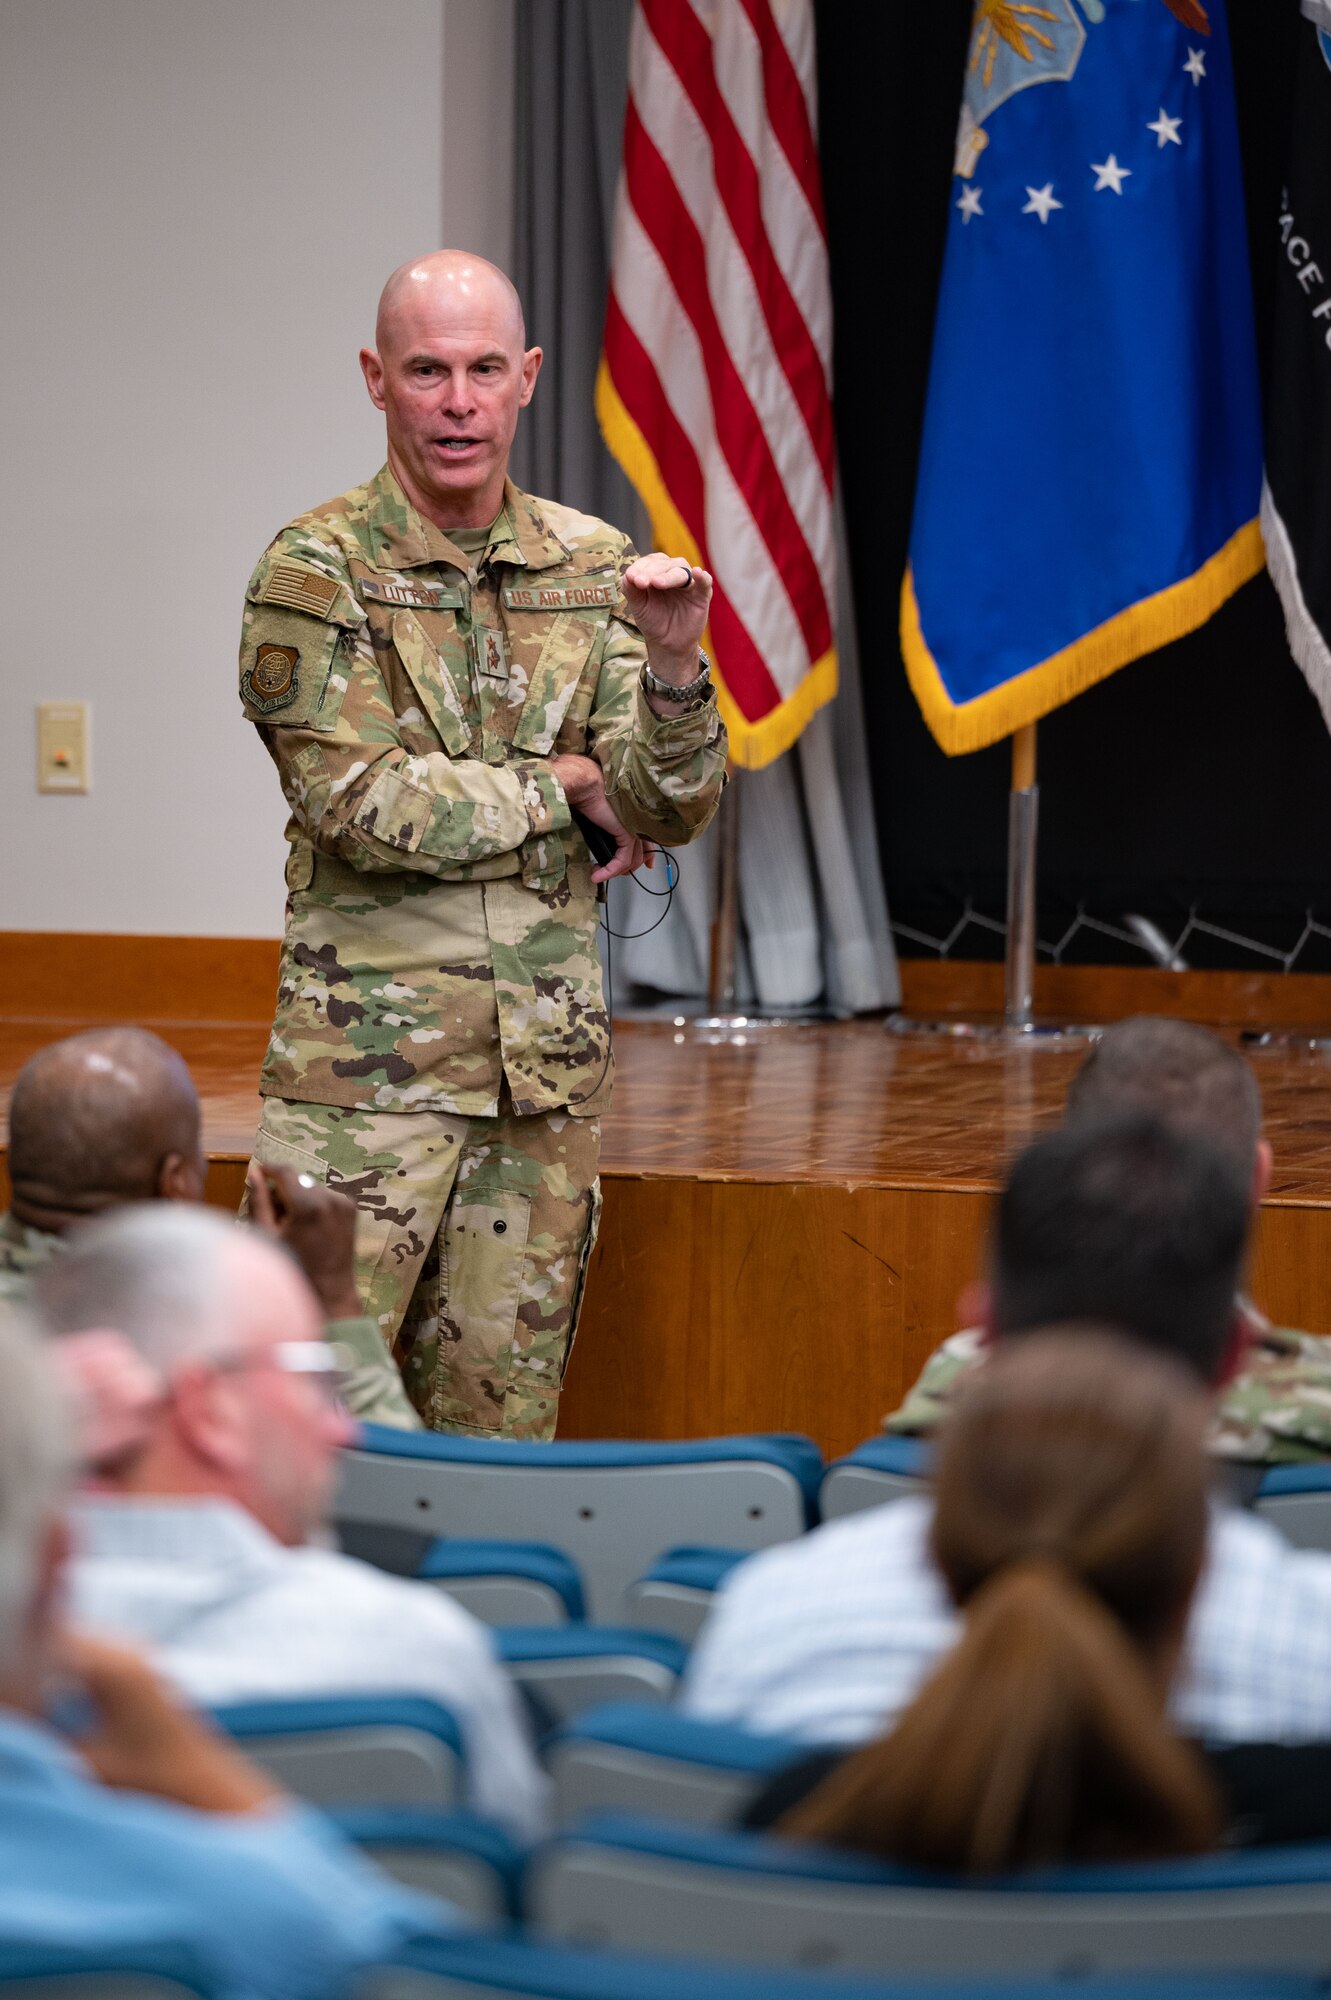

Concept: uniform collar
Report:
left=0, top=1209, right=62, bottom=1261
left=367, top=467, right=569, bottom=575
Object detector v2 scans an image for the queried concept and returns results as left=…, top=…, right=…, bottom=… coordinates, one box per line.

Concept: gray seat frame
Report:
left=505, top=1652, right=679, bottom=1727
left=528, top=1840, right=1331, bottom=1976
left=337, top=1453, right=806, bottom=1623
left=236, top=1723, right=462, bottom=1808
left=546, top=1738, right=767, bottom=1831
left=818, top=1464, right=924, bottom=1522
left=1254, top=1491, right=1331, bottom=1554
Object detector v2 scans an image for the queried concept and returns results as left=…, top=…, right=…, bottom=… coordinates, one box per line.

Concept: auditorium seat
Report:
left=0, top=1939, right=215, bottom=1999
left=328, top=1806, right=521, bottom=1922
left=495, top=1628, right=686, bottom=1726
left=1254, top=1464, right=1331, bottom=1552
left=526, top=1815, right=1331, bottom=1976
left=545, top=1701, right=801, bottom=1829
left=416, top=1540, right=586, bottom=1626
left=818, top=1437, right=932, bottom=1521
left=336, top=1429, right=821, bottom=1622
left=213, top=1694, right=465, bottom=1808
left=363, top=1933, right=1322, bottom=2000
left=622, top=1547, right=746, bottom=1643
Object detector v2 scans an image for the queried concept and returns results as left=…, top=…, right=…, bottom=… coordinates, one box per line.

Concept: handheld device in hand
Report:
left=573, top=808, right=620, bottom=869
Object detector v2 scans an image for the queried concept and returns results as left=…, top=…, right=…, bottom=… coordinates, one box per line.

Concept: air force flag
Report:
left=902, top=0, right=1264, bottom=755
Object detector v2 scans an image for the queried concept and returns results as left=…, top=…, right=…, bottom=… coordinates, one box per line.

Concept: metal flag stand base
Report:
left=886, top=723, right=1100, bottom=1047
left=645, top=771, right=835, bottom=1041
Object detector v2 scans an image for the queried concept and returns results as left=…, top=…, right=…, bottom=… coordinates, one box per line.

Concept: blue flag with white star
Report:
left=901, top=0, right=1264, bottom=755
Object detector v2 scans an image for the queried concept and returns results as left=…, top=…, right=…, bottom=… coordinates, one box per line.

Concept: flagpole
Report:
left=888, top=716, right=1094, bottom=1043
left=707, top=769, right=741, bottom=1014
left=1004, top=723, right=1039, bottom=1030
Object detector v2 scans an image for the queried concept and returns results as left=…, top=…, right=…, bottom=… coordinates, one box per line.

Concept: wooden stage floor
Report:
left=5, top=1012, right=1331, bottom=1460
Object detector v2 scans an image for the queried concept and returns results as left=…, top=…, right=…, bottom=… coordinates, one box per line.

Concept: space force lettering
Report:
left=1280, top=195, right=1331, bottom=348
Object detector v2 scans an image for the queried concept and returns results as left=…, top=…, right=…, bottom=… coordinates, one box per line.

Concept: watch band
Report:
left=641, top=649, right=713, bottom=708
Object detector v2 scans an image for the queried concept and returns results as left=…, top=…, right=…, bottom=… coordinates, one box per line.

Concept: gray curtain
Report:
left=513, top=0, right=899, bottom=1015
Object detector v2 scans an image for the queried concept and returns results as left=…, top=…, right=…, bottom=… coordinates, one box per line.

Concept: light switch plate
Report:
left=37, top=702, right=90, bottom=793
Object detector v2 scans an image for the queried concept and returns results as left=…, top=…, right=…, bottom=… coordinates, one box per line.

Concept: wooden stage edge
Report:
left=12, top=929, right=1331, bottom=1031
left=6, top=933, right=1331, bottom=1460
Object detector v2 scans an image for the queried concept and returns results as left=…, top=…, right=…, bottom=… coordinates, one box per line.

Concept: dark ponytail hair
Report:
left=781, top=1329, right=1223, bottom=1872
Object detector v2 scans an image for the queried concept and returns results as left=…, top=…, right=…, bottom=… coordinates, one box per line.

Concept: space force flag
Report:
left=1262, top=4, right=1331, bottom=736
left=902, top=0, right=1264, bottom=756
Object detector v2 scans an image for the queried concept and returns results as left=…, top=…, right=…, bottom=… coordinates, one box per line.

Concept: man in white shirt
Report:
left=684, top=1114, right=1331, bottom=1747
left=34, top=1206, right=548, bottom=1839
left=0, top=1308, right=442, bottom=1999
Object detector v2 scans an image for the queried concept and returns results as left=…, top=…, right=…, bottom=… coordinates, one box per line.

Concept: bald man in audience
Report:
left=885, top=1015, right=1331, bottom=1466
left=1, top=1028, right=418, bottom=1428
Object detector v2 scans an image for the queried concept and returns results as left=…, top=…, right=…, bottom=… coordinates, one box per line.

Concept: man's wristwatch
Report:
left=641, top=649, right=713, bottom=710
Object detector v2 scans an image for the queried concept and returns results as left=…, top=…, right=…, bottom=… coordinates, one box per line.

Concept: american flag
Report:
left=597, top=0, right=838, bottom=771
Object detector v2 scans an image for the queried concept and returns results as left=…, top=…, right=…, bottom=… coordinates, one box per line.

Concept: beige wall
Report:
left=0, top=0, right=517, bottom=939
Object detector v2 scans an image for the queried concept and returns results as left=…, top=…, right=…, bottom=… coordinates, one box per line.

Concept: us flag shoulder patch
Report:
left=260, top=561, right=343, bottom=619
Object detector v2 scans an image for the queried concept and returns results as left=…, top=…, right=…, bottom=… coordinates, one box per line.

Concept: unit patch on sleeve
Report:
left=258, top=562, right=342, bottom=619
left=242, top=643, right=300, bottom=714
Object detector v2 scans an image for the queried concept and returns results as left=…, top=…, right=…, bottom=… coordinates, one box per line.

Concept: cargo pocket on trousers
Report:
left=561, top=1178, right=603, bottom=1386
left=435, top=1189, right=532, bottom=1431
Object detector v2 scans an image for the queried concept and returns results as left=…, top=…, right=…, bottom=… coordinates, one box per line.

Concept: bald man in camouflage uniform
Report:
left=884, top=1017, right=1331, bottom=1467
left=241, top=252, right=726, bottom=1439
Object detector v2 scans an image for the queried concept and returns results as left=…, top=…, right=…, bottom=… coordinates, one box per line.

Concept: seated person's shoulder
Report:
left=882, top=1328, right=984, bottom=1436
left=288, top=1544, right=497, bottom=1654
left=1209, top=1495, right=1331, bottom=1591
left=1215, top=1322, right=1331, bottom=1466
left=713, top=1493, right=937, bottom=1611
left=0, top=1728, right=432, bottom=1987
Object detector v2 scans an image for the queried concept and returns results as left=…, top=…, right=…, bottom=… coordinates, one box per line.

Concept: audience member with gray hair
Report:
left=0, top=1308, right=442, bottom=1995
left=36, top=1206, right=548, bottom=1838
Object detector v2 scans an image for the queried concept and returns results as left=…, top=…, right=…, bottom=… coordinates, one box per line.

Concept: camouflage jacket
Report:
left=240, top=468, right=727, bottom=1118
left=0, top=1209, right=61, bottom=1304
left=885, top=1312, right=1331, bottom=1466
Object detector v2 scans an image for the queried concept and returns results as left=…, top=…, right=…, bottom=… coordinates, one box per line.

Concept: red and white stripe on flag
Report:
left=597, top=0, right=838, bottom=770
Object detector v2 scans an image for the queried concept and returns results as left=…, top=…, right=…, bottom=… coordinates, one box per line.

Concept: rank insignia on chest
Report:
left=359, top=576, right=464, bottom=610
left=472, top=625, right=509, bottom=681
left=242, top=643, right=300, bottom=713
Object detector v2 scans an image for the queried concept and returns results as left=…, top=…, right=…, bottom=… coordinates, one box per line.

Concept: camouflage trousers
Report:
left=252, top=1096, right=601, bottom=1440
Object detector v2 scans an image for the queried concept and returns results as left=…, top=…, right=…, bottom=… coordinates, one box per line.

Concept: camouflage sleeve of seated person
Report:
left=881, top=1329, right=985, bottom=1437
left=1212, top=1316, right=1331, bottom=1465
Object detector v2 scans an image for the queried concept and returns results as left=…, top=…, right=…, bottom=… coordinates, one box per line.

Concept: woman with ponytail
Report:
left=770, top=1328, right=1226, bottom=1871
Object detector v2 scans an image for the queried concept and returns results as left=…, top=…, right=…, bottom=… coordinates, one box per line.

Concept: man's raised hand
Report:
left=245, top=1163, right=361, bottom=1322
left=623, top=553, right=712, bottom=661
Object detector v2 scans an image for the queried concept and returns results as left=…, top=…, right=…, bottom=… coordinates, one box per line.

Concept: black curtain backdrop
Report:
left=816, top=0, right=1331, bottom=969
